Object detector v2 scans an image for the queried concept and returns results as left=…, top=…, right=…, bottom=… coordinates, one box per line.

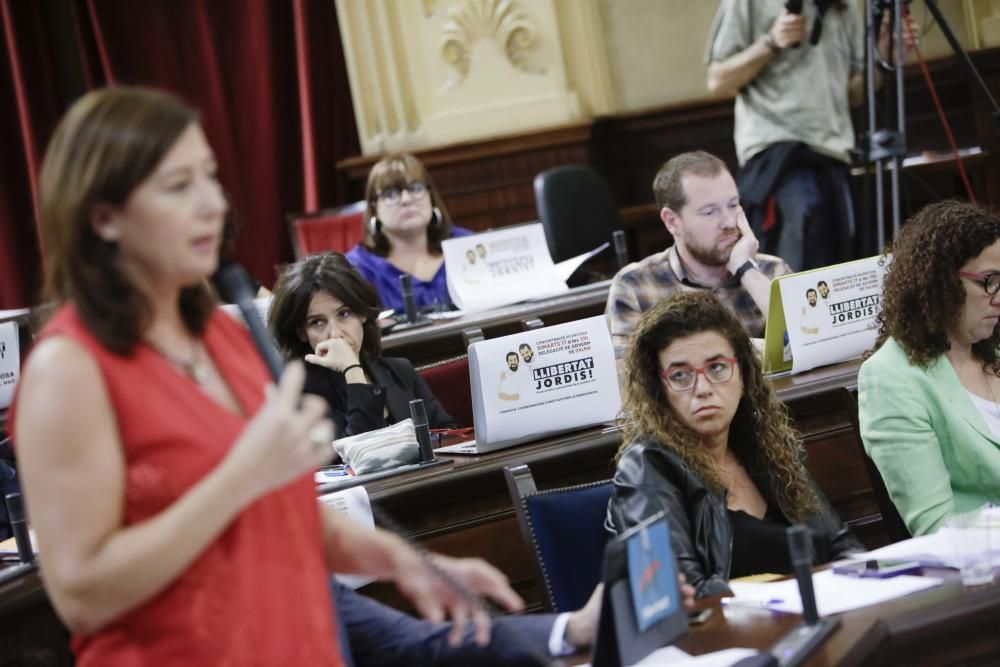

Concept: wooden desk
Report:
left=381, top=280, right=611, bottom=366
left=664, top=568, right=1000, bottom=666
left=0, top=356, right=878, bottom=658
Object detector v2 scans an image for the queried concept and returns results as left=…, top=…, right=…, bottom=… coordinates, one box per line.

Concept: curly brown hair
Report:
left=619, top=292, right=819, bottom=520
left=874, top=200, right=1000, bottom=372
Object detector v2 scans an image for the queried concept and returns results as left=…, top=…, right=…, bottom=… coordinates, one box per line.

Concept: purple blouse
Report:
left=345, top=227, right=473, bottom=312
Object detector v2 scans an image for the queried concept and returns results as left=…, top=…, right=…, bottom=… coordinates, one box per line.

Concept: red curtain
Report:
left=0, top=0, right=359, bottom=309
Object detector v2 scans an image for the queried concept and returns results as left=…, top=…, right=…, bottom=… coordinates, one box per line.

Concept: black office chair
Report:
left=533, top=165, right=623, bottom=265
left=841, top=388, right=911, bottom=543
left=503, top=463, right=613, bottom=613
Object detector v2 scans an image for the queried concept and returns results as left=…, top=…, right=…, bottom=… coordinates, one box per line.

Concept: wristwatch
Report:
left=733, top=259, right=759, bottom=283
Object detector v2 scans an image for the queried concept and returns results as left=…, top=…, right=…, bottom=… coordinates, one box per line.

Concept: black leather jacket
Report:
left=605, top=437, right=863, bottom=598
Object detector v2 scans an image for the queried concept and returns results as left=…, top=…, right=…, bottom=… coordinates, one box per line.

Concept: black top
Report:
left=727, top=505, right=792, bottom=578
left=303, top=356, right=458, bottom=438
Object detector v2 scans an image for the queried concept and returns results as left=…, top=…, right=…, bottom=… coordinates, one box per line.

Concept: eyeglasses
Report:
left=376, top=181, right=428, bottom=206
left=660, top=357, right=737, bottom=392
left=959, top=271, right=1000, bottom=296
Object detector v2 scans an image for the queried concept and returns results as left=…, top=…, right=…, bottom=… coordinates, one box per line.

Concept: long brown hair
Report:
left=38, top=86, right=215, bottom=354
left=620, top=292, right=819, bottom=520
left=874, top=200, right=1000, bottom=372
left=362, top=153, right=454, bottom=256
left=268, top=252, right=383, bottom=362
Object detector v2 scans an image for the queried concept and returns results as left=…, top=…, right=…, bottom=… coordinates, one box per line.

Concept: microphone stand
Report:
left=863, top=0, right=908, bottom=252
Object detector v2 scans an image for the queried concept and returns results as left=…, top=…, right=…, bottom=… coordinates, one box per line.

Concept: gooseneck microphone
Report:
left=217, top=264, right=284, bottom=380
left=787, top=525, right=819, bottom=624
left=5, top=493, right=35, bottom=564
left=612, top=229, right=629, bottom=269
left=767, top=525, right=840, bottom=667
left=399, top=274, right=418, bottom=324
left=408, top=399, right=435, bottom=463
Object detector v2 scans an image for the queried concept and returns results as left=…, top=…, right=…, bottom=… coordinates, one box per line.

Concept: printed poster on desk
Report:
left=0, top=321, right=19, bottom=409
left=443, top=223, right=568, bottom=313
left=763, top=255, right=889, bottom=374
left=468, top=316, right=620, bottom=450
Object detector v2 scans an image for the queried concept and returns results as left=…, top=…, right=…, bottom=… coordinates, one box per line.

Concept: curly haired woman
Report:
left=606, top=292, right=860, bottom=598
left=859, top=201, right=1000, bottom=536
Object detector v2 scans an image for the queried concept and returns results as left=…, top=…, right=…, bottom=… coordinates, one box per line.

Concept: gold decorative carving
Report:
left=440, top=0, right=545, bottom=91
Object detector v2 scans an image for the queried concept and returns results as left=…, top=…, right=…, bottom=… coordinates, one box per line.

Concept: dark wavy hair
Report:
left=362, top=153, right=454, bottom=256
left=268, top=252, right=382, bottom=362
left=619, top=292, right=819, bottom=520
left=38, top=86, right=215, bottom=354
left=874, top=200, right=1000, bottom=372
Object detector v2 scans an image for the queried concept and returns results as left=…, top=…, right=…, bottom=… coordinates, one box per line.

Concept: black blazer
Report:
left=303, top=357, right=458, bottom=438
left=606, top=437, right=863, bottom=598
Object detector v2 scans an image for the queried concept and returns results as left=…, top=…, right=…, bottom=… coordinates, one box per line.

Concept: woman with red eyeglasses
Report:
left=860, top=201, right=1000, bottom=537
left=606, top=292, right=860, bottom=598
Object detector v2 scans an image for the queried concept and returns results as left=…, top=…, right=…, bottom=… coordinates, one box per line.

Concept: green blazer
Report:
left=858, top=337, right=1000, bottom=536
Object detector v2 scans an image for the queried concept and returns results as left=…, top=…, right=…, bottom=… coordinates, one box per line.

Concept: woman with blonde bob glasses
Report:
left=606, top=292, right=860, bottom=598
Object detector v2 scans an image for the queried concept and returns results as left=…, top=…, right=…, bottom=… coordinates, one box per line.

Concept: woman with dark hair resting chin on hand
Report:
left=269, top=251, right=459, bottom=437
left=606, top=292, right=861, bottom=598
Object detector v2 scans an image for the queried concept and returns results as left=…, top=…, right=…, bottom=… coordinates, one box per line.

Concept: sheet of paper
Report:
left=729, top=569, right=942, bottom=616
left=443, top=224, right=568, bottom=312
left=634, top=646, right=758, bottom=667
left=554, top=242, right=610, bottom=282
left=857, top=508, right=1000, bottom=567
left=0, top=529, right=37, bottom=557
left=0, top=308, right=30, bottom=320
left=319, top=487, right=376, bottom=589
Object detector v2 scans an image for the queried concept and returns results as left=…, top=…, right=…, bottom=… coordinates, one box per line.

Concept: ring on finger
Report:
left=308, top=423, right=333, bottom=447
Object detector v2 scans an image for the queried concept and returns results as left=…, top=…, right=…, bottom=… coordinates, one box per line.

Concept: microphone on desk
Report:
left=612, top=229, right=629, bottom=269
left=5, top=493, right=34, bottom=564
left=217, top=263, right=284, bottom=381
left=409, top=399, right=436, bottom=464
left=400, top=275, right=419, bottom=324
left=766, top=525, right=840, bottom=667
left=787, top=524, right=819, bottom=624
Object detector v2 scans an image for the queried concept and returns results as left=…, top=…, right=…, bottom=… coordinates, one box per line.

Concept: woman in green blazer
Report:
left=859, top=201, right=1000, bottom=536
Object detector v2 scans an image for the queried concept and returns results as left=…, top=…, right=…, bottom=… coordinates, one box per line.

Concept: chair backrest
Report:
left=842, top=388, right=911, bottom=543
left=288, top=201, right=367, bottom=258
left=503, top=463, right=613, bottom=612
left=533, top=165, right=623, bottom=263
left=416, top=355, right=473, bottom=427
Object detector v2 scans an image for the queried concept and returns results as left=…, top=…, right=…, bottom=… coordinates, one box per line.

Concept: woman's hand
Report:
left=394, top=550, right=524, bottom=646
left=225, top=361, right=334, bottom=497
left=304, top=338, right=360, bottom=373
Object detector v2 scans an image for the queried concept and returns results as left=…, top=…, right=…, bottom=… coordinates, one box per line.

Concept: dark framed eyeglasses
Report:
left=376, top=181, right=428, bottom=206
left=659, top=357, right=737, bottom=392
left=959, top=271, right=1000, bottom=296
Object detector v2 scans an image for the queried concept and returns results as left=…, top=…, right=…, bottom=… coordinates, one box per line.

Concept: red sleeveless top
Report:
left=14, top=305, right=343, bottom=666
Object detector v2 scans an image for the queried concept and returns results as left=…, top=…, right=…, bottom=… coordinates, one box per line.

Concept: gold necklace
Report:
left=148, top=338, right=210, bottom=385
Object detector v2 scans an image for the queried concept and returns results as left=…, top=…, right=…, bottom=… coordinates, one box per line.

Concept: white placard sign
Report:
left=443, top=224, right=568, bottom=313
left=469, top=316, right=620, bottom=451
left=0, top=322, right=20, bottom=409
left=776, top=256, right=889, bottom=374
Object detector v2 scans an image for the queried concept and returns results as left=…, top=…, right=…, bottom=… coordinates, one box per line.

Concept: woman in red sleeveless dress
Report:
left=11, top=87, right=521, bottom=666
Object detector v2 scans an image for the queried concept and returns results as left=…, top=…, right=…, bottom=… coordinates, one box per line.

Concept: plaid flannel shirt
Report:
left=605, top=246, right=791, bottom=348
